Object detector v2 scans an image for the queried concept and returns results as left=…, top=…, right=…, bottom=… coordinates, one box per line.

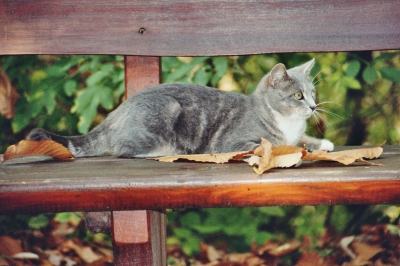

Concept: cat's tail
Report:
left=26, top=128, right=109, bottom=157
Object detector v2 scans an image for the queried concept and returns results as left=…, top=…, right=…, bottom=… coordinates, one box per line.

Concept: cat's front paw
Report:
left=319, top=139, right=334, bottom=151
left=27, top=128, right=52, bottom=141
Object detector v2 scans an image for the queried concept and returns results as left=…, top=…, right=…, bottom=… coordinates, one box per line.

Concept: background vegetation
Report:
left=1, top=52, right=399, bottom=259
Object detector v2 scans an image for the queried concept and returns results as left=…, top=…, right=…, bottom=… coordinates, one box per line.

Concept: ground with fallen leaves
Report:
left=0, top=216, right=399, bottom=266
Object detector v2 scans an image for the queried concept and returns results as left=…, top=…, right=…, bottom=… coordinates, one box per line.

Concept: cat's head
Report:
left=256, top=59, right=317, bottom=119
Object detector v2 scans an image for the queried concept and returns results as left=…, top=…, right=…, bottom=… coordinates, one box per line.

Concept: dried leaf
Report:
left=296, top=252, right=325, bottom=266
left=0, top=68, right=19, bottom=119
left=340, top=235, right=356, bottom=259
left=0, top=236, right=23, bottom=256
left=1, top=140, right=74, bottom=162
left=199, top=242, right=222, bottom=262
left=251, top=141, right=303, bottom=173
left=63, top=240, right=101, bottom=264
left=253, top=138, right=275, bottom=175
left=12, top=252, right=40, bottom=260
left=268, top=239, right=301, bottom=257
left=303, top=145, right=383, bottom=165
left=272, top=146, right=306, bottom=157
left=274, top=152, right=303, bottom=168
left=351, top=241, right=383, bottom=262
left=153, top=150, right=252, bottom=164
left=254, top=145, right=305, bottom=157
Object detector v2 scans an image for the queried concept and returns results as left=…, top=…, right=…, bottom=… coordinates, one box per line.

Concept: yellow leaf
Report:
left=252, top=138, right=275, bottom=174
left=153, top=150, right=253, bottom=164
left=254, top=145, right=305, bottom=157
left=302, top=145, right=383, bottom=165
left=274, top=152, right=303, bottom=168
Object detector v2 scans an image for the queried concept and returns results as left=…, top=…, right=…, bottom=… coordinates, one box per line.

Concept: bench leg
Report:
left=112, top=210, right=166, bottom=265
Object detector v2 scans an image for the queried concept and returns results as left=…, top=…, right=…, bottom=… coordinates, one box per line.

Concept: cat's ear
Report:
left=299, top=58, right=315, bottom=76
left=268, top=63, right=289, bottom=88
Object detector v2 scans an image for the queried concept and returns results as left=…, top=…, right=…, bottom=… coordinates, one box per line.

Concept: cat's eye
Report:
left=294, top=92, right=303, bottom=100
left=311, top=91, right=315, bottom=98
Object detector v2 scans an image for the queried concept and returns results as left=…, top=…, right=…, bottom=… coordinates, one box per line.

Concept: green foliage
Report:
left=0, top=213, right=54, bottom=234
left=167, top=207, right=283, bottom=255
left=54, top=212, right=82, bottom=224
left=162, top=57, right=228, bottom=87
left=1, top=52, right=400, bottom=258
left=0, top=55, right=124, bottom=152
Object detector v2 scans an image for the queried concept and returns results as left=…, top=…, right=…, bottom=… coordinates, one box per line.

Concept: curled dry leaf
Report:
left=351, top=241, right=384, bottom=262
left=251, top=140, right=304, bottom=174
left=268, top=239, right=301, bottom=257
left=296, top=252, right=325, bottom=266
left=1, top=140, right=74, bottom=162
left=12, top=252, right=40, bottom=260
left=252, top=138, right=275, bottom=175
left=153, top=150, right=253, bottom=164
left=254, top=145, right=305, bottom=157
left=274, top=152, right=303, bottom=168
left=0, top=68, right=19, bottom=119
left=303, top=145, right=384, bottom=165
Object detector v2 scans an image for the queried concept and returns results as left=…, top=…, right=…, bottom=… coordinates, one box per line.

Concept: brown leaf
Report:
left=268, top=239, right=301, bottom=257
left=254, top=145, right=305, bottom=157
left=272, top=146, right=306, bottom=157
left=0, top=236, right=23, bottom=257
left=1, top=140, right=74, bottom=162
left=254, top=240, right=280, bottom=256
left=63, top=240, right=101, bottom=264
left=0, top=68, right=19, bottom=119
left=153, top=150, right=253, bottom=164
left=274, top=152, right=303, bottom=168
left=296, top=252, right=325, bottom=266
left=199, top=242, right=222, bottom=262
left=302, top=145, right=384, bottom=165
left=252, top=138, right=275, bottom=174
left=351, top=241, right=383, bottom=262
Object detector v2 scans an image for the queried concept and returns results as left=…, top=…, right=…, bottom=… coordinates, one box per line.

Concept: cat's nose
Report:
left=310, top=106, right=316, bottom=112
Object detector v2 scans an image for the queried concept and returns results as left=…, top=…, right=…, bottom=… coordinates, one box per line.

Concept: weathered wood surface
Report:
left=1, top=146, right=399, bottom=214
left=1, top=0, right=399, bottom=56
left=111, top=210, right=166, bottom=266
left=111, top=55, right=165, bottom=266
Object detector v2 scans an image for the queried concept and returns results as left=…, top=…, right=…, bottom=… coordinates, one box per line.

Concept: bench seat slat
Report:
left=1, top=146, right=399, bottom=214
left=1, top=0, right=399, bottom=56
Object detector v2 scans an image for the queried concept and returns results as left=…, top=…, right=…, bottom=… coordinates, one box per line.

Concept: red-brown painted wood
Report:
left=112, top=210, right=166, bottom=265
left=124, top=56, right=161, bottom=98
left=1, top=0, right=399, bottom=56
left=108, top=55, right=165, bottom=266
left=1, top=146, right=399, bottom=214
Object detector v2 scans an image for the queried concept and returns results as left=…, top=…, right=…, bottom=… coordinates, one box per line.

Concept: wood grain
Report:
left=1, top=146, right=399, bottom=214
left=124, top=56, right=161, bottom=98
left=1, top=0, right=399, bottom=56
left=109, top=55, right=165, bottom=266
left=112, top=210, right=166, bottom=266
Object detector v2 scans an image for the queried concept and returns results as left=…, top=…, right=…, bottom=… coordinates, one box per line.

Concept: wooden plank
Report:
left=1, top=146, right=399, bottom=214
left=124, top=56, right=161, bottom=98
left=110, top=55, right=165, bottom=266
left=1, top=0, right=399, bottom=56
left=112, top=210, right=166, bottom=266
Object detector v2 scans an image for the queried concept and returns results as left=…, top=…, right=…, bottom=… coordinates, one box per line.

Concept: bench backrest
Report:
left=1, top=1, right=399, bottom=56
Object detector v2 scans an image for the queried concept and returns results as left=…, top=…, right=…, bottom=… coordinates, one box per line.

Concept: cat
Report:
left=27, top=59, right=334, bottom=158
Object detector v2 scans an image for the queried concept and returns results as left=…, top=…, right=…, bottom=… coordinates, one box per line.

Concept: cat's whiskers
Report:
left=311, top=70, right=323, bottom=84
left=311, top=101, right=343, bottom=133
left=313, top=79, right=322, bottom=87
left=312, top=110, right=334, bottom=132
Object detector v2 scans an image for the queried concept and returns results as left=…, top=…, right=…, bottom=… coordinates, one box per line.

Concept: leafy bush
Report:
left=1, top=52, right=399, bottom=257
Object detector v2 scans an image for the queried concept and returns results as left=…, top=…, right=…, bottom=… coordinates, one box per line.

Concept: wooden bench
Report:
left=1, top=1, right=400, bottom=265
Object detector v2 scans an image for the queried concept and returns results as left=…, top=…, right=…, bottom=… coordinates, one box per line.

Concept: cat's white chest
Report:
left=272, top=110, right=306, bottom=145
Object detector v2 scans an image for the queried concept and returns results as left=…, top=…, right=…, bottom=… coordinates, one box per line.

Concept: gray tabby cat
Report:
left=27, top=59, right=334, bottom=157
